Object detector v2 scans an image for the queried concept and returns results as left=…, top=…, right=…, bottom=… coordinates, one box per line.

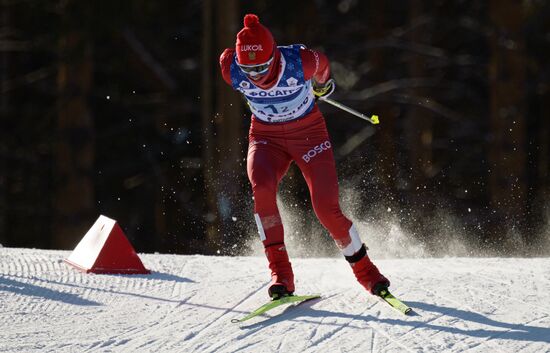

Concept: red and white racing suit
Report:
left=220, top=46, right=362, bottom=255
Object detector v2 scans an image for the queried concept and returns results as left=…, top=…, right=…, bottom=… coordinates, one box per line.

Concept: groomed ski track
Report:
left=1, top=248, right=549, bottom=353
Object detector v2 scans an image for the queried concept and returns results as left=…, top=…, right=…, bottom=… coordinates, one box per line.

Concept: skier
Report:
left=219, top=14, right=390, bottom=299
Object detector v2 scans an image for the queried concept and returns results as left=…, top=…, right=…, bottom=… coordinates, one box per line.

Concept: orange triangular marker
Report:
left=65, top=215, right=150, bottom=274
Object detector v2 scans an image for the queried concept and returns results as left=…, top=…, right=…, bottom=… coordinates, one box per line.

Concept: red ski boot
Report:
left=346, top=244, right=390, bottom=295
left=265, top=243, right=295, bottom=299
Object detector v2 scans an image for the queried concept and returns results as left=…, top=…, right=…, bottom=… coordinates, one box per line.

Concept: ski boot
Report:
left=346, top=244, right=390, bottom=296
left=265, top=243, right=295, bottom=299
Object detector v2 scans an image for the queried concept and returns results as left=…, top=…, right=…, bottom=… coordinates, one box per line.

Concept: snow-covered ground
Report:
left=1, top=247, right=550, bottom=353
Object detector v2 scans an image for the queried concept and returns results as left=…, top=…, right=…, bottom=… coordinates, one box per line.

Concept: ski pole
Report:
left=318, top=97, right=379, bottom=125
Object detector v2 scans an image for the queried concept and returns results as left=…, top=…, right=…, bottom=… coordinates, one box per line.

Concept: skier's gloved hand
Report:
left=313, top=78, right=335, bottom=100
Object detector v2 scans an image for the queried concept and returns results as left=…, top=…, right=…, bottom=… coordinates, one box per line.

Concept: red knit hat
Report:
left=236, top=14, right=275, bottom=65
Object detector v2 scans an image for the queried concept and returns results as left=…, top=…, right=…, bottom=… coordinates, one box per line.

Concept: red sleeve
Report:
left=300, top=48, right=330, bottom=84
left=219, top=48, right=235, bottom=86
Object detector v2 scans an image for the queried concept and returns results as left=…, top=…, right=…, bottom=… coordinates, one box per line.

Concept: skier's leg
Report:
left=247, top=138, right=294, bottom=297
left=292, top=119, right=389, bottom=294
left=298, top=150, right=390, bottom=294
left=342, top=228, right=390, bottom=295
left=264, top=243, right=294, bottom=297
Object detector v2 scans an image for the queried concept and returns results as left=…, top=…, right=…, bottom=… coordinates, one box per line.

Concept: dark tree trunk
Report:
left=406, top=0, right=434, bottom=187
left=214, top=0, right=243, bottom=249
left=367, top=2, right=398, bottom=196
left=488, top=0, right=527, bottom=238
left=201, top=0, right=242, bottom=253
left=201, top=0, right=218, bottom=252
left=0, top=0, right=10, bottom=245
left=53, top=2, right=95, bottom=249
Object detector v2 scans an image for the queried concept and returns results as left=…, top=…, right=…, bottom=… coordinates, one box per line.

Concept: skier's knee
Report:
left=251, top=180, right=277, bottom=201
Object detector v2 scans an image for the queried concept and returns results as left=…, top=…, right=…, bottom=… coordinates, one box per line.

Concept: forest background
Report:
left=1, top=0, right=549, bottom=257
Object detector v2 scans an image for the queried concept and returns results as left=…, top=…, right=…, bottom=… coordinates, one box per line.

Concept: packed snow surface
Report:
left=1, top=247, right=550, bottom=353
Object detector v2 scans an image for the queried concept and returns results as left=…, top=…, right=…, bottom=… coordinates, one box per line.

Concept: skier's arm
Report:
left=219, top=48, right=235, bottom=86
left=300, top=48, right=334, bottom=99
left=300, top=48, right=330, bottom=85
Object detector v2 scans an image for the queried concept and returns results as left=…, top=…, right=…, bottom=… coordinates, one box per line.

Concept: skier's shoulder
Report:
left=219, top=48, right=236, bottom=85
left=278, top=44, right=312, bottom=66
left=219, top=48, right=236, bottom=68
left=278, top=43, right=307, bottom=55
left=281, top=44, right=325, bottom=66
left=277, top=44, right=322, bottom=56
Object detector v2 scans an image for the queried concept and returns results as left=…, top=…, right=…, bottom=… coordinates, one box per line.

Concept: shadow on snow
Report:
left=239, top=299, right=550, bottom=345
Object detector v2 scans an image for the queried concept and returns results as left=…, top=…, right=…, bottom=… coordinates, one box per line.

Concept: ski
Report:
left=231, top=294, right=321, bottom=323
left=377, top=288, right=412, bottom=315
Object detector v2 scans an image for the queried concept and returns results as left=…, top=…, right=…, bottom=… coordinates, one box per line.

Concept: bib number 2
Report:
left=264, top=104, right=289, bottom=114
